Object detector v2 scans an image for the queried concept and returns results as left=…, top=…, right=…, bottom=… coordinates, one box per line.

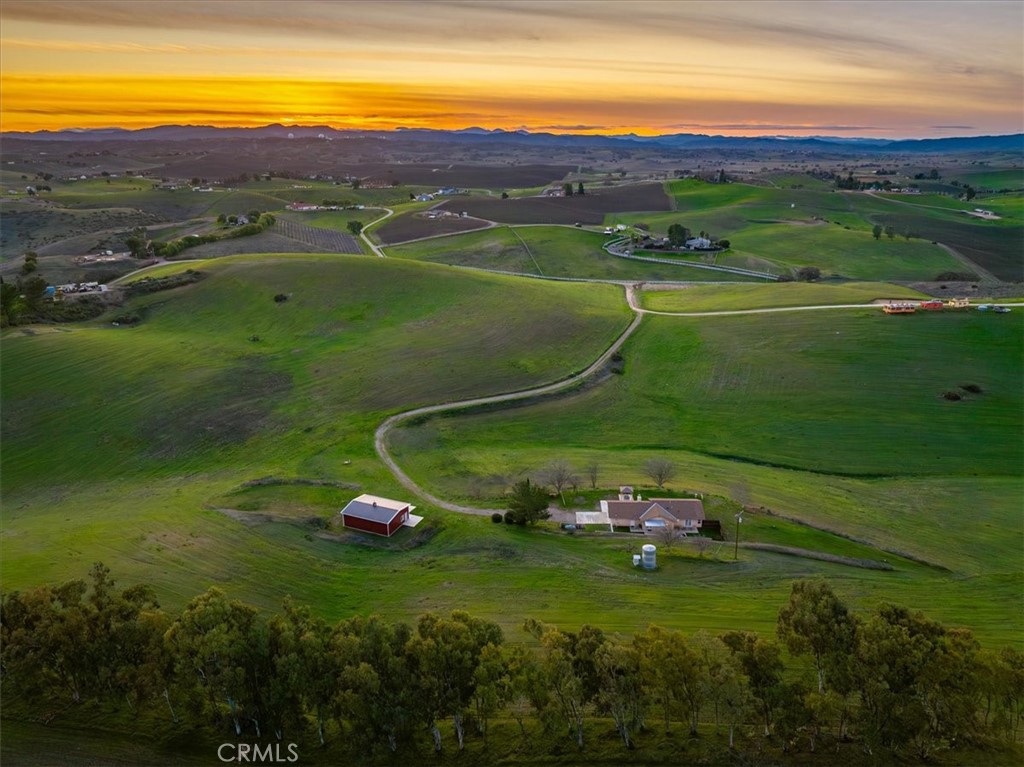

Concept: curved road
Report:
left=375, top=287, right=1021, bottom=516
left=360, top=207, right=394, bottom=257
left=374, top=294, right=644, bottom=516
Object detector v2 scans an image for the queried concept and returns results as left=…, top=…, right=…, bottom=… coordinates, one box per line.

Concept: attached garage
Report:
left=340, top=494, right=416, bottom=537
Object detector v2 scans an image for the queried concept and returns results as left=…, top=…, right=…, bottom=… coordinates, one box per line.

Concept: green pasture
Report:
left=947, top=168, right=1024, bottom=189
left=386, top=309, right=1023, bottom=641
left=387, top=224, right=761, bottom=281
left=278, top=208, right=383, bottom=231
left=3, top=254, right=630, bottom=493
left=729, top=224, right=960, bottom=279
left=3, top=165, right=1022, bottom=661
left=640, top=282, right=928, bottom=311
left=872, top=192, right=976, bottom=211
left=761, top=173, right=835, bottom=190
left=974, top=192, right=1024, bottom=222
left=601, top=180, right=1019, bottom=281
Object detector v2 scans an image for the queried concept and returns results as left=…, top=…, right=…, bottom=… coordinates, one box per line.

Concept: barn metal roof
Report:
left=340, top=494, right=414, bottom=524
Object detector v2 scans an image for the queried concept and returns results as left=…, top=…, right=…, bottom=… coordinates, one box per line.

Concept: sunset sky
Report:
left=1, top=0, right=1022, bottom=137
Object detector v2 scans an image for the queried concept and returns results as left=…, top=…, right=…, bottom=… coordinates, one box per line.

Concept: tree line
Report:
left=2, top=566, right=1021, bottom=762
left=152, top=213, right=276, bottom=258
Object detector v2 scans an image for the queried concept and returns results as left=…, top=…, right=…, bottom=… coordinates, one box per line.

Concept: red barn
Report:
left=340, top=494, right=414, bottom=537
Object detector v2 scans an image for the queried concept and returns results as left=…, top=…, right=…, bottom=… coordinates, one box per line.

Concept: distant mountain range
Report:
left=2, top=123, right=1021, bottom=153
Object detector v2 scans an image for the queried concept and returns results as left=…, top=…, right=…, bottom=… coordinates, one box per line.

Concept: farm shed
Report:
left=340, top=494, right=416, bottom=537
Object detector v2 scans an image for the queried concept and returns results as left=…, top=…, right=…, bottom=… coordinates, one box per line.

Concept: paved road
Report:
left=360, top=208, right=394, bottom=257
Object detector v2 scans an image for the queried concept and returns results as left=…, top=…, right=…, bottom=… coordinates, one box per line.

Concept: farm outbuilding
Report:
left=339, top=494, right=417, bottom=537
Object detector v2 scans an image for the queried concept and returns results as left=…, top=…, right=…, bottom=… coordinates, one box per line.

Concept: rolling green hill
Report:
left=387, top=309, right=1024, bottom=643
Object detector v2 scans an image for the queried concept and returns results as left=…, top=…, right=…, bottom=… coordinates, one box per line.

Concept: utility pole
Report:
left=733, top=511, right=743, bottom=560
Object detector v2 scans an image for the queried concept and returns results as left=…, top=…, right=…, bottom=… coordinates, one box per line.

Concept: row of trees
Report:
left=499, top=459, right=682, bottom=524
left=3, top=566, right=1021, bottom=761
left=152, top=213, right=276, bottom=258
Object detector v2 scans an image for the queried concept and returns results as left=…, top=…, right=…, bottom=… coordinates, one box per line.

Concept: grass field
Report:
left=602, top=179, right=1022, bottom=282
left=2, top=255, right=664, bottom=636
left=387, top=310, right=1023, bottom=644
left=640, top=282, right=928, bottom=311
left=387, top=225, right=762, bottom=281
left=2, top=166, right=1021, bottom=669
left=947, top=168, right=1024, bottom=190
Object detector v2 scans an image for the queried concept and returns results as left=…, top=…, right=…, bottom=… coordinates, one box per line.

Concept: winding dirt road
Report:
left=375, top=285, right=1020, bottom=515
left=360, top=207, right=394, bottom=257
left=374, top=294, right=643, bottom=516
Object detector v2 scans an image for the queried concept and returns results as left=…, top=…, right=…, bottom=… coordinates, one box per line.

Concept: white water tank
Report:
left=641, top=544, right=657, bottom=570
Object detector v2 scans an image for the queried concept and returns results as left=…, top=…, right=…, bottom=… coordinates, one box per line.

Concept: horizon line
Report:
left=2, top=122, right=1020, bottom=142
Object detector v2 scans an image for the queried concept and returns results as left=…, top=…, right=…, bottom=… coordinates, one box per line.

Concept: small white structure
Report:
left=641, top=544, right=657, bottom=570
left=632, top=554, right=642, bottom=567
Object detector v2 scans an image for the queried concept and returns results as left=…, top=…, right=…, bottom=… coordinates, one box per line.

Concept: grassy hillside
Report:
left=641, top=282, right=928, bottom=311
left=2, top=255, right=638, bottom=621
left=390, top=311, right=1022, bottom=479
left=3, top=255, right=630, bottom=492
left=387, top=310, right=1023, bottom=643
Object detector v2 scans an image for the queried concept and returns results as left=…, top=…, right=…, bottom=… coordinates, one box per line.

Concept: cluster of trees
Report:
left=871, top=223, right=922, bottom=242
left=1, top=252, right=51, bottom=326
left=782, top=266, right=822, bottom=282
left=153, top=213, right=276, bottom=258
left=562, top=182, right=586, bottom=196
left=20, top=250, right=38, bottom=275
left=215, top=209, right=265, bottom=227
left=4, top=568, right=1020, bottom=761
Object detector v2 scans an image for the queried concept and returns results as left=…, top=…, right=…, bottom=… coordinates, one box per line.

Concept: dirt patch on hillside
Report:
left=141, top=359, right=292, bottom=459
left=904, top=281, right=1021, bottom=299
left=317, top=519, right=442, bottom=550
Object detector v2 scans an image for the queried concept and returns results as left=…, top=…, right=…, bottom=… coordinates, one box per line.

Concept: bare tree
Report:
left=586, top=463, right=600, bottom=490
left=541, top=460, right=578, bottom=506
left=643, top=458, right=677, bottom=489
left=653, top=524, right=683, bottom=552
left=692, top=536, right=713, bottom=558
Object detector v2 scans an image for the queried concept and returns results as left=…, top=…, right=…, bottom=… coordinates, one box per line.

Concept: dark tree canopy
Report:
left=506, top=479, right=550, bottom=525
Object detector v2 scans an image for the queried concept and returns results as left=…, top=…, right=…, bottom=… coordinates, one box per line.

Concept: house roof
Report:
left=603, top=498, right=705, bottom=523
left=340, top=494, right=414, bottom=524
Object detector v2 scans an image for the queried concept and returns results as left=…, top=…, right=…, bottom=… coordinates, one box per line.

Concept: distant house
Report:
left=577, top=486, right=705, bottom=534
left=287, top=201, right=318, bottom=211
left=685, top=237, right=713, bottom=249
left=415, top=193, right=435, bottom=202
left=339, top=494, right=417, bottom=537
